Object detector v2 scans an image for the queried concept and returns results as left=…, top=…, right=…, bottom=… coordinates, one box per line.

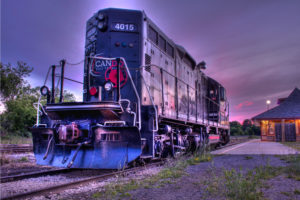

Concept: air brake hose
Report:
left=43, top=136, right=54, bottom=160
left=67, top=141, right=89, bottom=168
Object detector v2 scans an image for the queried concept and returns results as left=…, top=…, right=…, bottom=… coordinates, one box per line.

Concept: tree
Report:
left=0, top=62, right=76, bottom=138
left=244, top=127, right=255, bottom=136
left=230, top=121, right=244, bottom=136
left=0, top=62, right=33, bottom=101
left=251, top=125, right=261, bottom=136
left=0, top=94, right=38, bottom=137
left=242, top=119, right=252, bottom=131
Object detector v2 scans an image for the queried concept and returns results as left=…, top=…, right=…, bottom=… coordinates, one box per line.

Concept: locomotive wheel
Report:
left=161, top=146, right=171, bottom=158
left=221, top=132, right=230, bottom=145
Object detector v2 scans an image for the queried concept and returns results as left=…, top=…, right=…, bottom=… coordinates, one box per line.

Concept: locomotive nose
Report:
left=32, top=126, right=142, bottom=169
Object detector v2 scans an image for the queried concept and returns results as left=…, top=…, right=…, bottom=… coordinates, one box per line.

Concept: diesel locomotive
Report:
left=31, top=8, right=230, bottom=169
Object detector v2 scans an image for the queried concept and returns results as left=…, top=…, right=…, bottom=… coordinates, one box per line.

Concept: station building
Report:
left=252, top=88, right=300, bottom=142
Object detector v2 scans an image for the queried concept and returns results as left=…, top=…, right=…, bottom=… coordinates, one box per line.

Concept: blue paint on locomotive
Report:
left=31, top=126, right=142, bottom=169
left=35, top=144, right=141, bottom=169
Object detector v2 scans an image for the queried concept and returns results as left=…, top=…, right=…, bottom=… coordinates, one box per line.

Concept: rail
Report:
left=0, top=144, right=33, bottom=153
left=2, top=161, right=164, bottom=200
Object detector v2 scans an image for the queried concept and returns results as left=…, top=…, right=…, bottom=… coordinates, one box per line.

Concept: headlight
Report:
left=97, top=13, right=105, bottom=21
left=104, top=82, right=113, bottom=91
left=97, top=22, right=105, bottom=29
left=40, top=86, right=49, bottom=96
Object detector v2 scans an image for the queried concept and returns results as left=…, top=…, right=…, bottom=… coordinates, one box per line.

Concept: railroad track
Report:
left=1, top=161, right=164, bottom=200
left=1, top=140, right=248, bottom=199
left=1, top=168, right=74, bottom=183
left=0, top=144, right=33, bottom=153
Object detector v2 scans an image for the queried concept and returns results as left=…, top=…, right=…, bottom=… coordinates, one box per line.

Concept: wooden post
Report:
left=295, top=120, right=299, bottom=135
left=281, top=119, right=285, bottom=142
left=296, top=120, right=300, bottom=142
left=260, top=121, right=263, bottom=140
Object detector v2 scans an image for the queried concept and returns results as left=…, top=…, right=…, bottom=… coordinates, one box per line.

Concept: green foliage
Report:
left=92, top=152, right=213, bottom=199
left=230, top=121, right=244, bottom=136
left=245, top=156, right=253, bottom=160
left=0, top=61, right=76, bottom=140
left=230, top=120, right=260, bottom=136
left=53, top=88, right=76, bottom=103
left=205, top=165, right=281, bottom=200
left=244, top=127, right=255, bottom=136
left=242, top=119, right=252, bottom=131
left=223, top=169, right=262, bottom=200
left=0, top=62, right=33, bottom=101
left=283, top=155, right=300, bottom=181
left=281, top=142, right=300, bottom=151
left=0, top=93, right=38, bottom=137
left=294, top=189, right=300, bottom=195
left=19, top=156, right=29, bottom=162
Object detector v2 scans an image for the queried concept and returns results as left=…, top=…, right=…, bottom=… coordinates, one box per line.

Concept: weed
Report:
left=281, top=142, right=300, bottom=151
left=92, top=150, right=213, bottom=199
left=255, top=165, right=282, bottom=180
left=0, top=135, right=32, bottom=144
left=294, top=189, right=300, bottom=195
left=283, top=155, right=300, bottom=181
left=244, top=156, right=253, bottom=160
left=223, top=169, right=262, bottom=200
left=187, top=153, right=212, bottom=165
left=92, top=192, right=102, bottom=199
left=280, top=191, right=291, bottom=197
left=19, top=156, right=28, bottom=162
left=204, top=164, right=283, bottom=200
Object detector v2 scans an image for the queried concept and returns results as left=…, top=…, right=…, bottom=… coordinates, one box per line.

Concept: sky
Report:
left=1, top=0, right=300, bottom=122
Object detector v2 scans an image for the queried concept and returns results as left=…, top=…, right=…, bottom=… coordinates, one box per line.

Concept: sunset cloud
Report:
left=235, top=101, right=254, bottom=110
left=1, top=0, right=300, bottom=122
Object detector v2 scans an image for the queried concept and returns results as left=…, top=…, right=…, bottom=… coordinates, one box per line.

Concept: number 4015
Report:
left=114, top=23, right=135, bottom=31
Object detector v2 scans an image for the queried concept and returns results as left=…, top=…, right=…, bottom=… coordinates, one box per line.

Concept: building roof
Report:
left=252, top=88, right=300, bottom=120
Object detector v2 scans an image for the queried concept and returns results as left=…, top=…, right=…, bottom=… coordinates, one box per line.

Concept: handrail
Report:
left=35, top=66, right=52, bottom=126
left=140, top=74, right=159, bottom=132
left=140, top=64, right=222, bottom=107
left=90, top=56, right=141, bottom=131
left=119, top=99, right=137, bottom=127
left=104, top=121, right=126, bottom=126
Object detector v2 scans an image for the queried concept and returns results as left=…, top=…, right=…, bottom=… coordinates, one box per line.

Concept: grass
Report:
left=248, top=135, right=260, bottom=139
left=19, top=156, right=29, bottom=162
left=92, top=149, right=213, bottom=199
left=244, top=156, right=253, bottom=160
left=281, top=142, right=300, bottom=151
left=279, top=155, right=300, bottom=181
left=203, top=155, right=300, bottom=200
left=294, top=189, right=300, bottom=195
left=0, top=135, right=32, bottom=144
left=0, top=154, right=29, bottom=165
left=280, top=191, right=291, bottom=197
left=204, top=163, right=283, bottom=200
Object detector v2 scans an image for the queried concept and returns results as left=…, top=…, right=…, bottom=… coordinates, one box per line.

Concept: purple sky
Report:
left=1, top=0, right=300, bottom=122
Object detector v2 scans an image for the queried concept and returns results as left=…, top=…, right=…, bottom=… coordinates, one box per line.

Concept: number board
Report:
left=111, top=23, right=137, bottom=32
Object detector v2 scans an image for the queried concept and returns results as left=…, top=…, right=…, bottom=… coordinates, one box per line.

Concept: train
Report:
left=30, top=8, right=230, bottom=169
